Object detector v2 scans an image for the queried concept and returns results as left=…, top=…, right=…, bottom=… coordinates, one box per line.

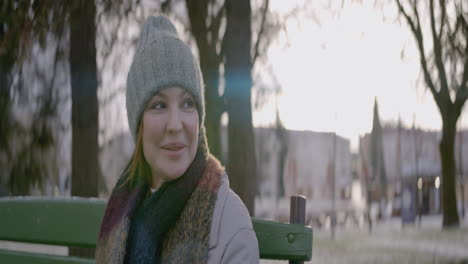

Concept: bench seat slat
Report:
left=0, top=249, right=94, bottom=264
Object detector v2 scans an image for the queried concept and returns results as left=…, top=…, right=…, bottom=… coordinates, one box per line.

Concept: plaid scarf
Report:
left=96, top=148, right=223, bottom=263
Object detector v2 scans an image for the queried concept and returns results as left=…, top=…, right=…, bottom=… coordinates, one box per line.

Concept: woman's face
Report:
left=142, top=86, right=199, bottom=188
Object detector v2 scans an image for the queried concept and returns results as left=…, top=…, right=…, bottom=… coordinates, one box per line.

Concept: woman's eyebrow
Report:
left=151, top=89, right=191, bottom=100
left=153, top=91, right=166, bottom=98
left=180, top=90, right=192, bottom=98
left=146, top=93, right=164, bottom=106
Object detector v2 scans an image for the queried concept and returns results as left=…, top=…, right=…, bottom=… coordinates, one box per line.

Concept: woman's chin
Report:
left=160, top=166, right=188, bottom=182
left=151, top=157, right=192, bottom=184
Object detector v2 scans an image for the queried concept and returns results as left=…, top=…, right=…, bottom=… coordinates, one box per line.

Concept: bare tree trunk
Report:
left=70, top=0, right=99, bottom=198
left=0, top=70, right=11, bottom=195
left=440, top=115, right=460, bottom=227
left=184, top=0, right=272, bottom=163
left=199, top=57, right=222, bottom=160
left=458, top=129, right=465, bottom=219
left=394, top=0, right=466, bottom=228
left=186, top=1, right=224, bottom=160
left=0, top=14, right=14, bottom=185
left=224, top=0, right=256, bottom=215
left=0, top=63, right=10, bottom=160
left=69, top=0, right=98, bottom=257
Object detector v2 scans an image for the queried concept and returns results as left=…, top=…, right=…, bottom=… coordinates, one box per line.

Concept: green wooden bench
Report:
left=0, top=196, right=312, bottom=263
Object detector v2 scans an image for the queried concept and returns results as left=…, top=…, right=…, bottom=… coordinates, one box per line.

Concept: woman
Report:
left=95, top=15, right=259, bottom=264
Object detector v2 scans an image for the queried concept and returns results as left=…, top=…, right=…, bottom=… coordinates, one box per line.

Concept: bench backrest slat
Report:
left=0, top=198, right=104, bottom=247
left=0, top=197, right=312, bottom=261
left=0, top=249, right=94, bottom=264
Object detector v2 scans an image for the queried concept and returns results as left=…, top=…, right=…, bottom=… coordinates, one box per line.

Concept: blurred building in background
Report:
left=359, top=125, right=468, bottom=219
left=97, top=123, right=468, bottom=225
left=251, top=127, right=363, bottom=226
left=282, top=130, right=352, bottom=200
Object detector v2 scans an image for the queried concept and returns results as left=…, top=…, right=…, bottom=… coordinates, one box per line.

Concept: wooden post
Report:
left=290, top=195, right=306, bottom=264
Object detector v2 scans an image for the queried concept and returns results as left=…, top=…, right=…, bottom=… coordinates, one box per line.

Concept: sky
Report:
left=252, top=0, right=468, bottom=152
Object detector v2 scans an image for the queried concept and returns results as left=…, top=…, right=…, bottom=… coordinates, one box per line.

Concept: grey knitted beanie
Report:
left=126, top=15, right=205, bottom=141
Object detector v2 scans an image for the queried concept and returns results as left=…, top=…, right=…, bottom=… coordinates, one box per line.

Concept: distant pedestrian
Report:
left=95, top=15, right=259, bottom=264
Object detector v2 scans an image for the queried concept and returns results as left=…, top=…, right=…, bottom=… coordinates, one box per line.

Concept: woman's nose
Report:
left=167, top=108, right=183, bottom=133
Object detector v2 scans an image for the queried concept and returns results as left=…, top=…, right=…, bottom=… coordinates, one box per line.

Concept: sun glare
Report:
left=253, top=0, right=467, bottom=151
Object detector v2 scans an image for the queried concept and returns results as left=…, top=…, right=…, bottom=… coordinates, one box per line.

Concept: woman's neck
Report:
left=150, top=173, right=162, bottom=189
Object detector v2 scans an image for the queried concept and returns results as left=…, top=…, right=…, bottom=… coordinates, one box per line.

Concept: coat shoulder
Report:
left=208, top=173, right=259, bottom=263
left=223, top=186, right=253, bottom=229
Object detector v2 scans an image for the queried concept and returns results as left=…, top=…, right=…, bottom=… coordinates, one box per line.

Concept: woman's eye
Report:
left=182, top=98, right=195, bottom=109
left=151, top=101, right=165, bottom=110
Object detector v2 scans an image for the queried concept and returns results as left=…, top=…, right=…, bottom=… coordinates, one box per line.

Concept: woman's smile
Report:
left=161, top=141, right=187, bottom=159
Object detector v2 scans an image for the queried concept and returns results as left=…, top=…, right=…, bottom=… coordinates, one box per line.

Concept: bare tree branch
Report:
left=430, top=0, right=440, bottom=42
left=209, top=0, right=227, bottom=64
left=396, top=0, right=440, bottom=107
left=455, top=34, right=468, bottom=113
left=252, top=0, right=269, bottom=65
left=220, top=14, right=228, bottom=65
left=430, top=0, right=450, bottom=101
left=395, top=0, right=416, bottom=32
left=412, top=0, right=421, bottom=31
left=461, top=15, right=468, bottom=89
left=438, top=0, right=446, bottom=39
left=161, top=0, right=172, bottom=13
left=208, top=0, right=226, bottom=42
left=186, top=0, right=210, bottom=51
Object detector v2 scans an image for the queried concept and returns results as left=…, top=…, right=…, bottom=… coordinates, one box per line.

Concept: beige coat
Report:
left=207, top=173, right=260, bottom=263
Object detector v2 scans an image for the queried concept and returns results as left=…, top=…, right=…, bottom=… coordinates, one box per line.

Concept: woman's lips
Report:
left=161, top=142, right=186, bottom=158
left=161, top=142, right=186, bottom=150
